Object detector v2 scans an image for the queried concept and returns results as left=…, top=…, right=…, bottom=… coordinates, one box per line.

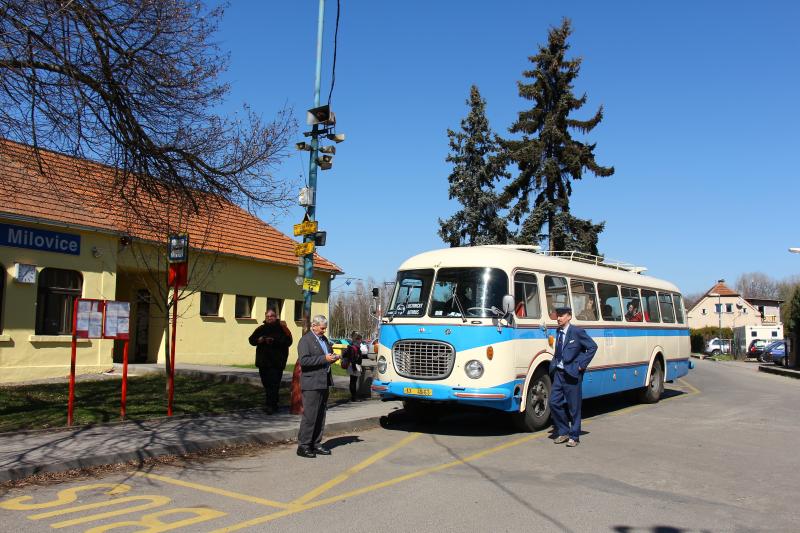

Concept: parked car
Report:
left=747, top=339, right=769, bottom=361
left=704, top=337, right=731, bottom=356
left=761, top=340, right=787, bottom=366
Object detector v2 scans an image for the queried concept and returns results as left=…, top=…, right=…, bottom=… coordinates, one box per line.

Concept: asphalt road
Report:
left=1, top=359, right=798, bottom=532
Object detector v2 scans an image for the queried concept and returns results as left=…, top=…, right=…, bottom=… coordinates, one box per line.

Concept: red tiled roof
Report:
left=0, top=139, right=341, bottom=273
left=704, top=282, right=739, bottom=297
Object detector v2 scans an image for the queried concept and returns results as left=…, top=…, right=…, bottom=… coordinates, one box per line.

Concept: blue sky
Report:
left=215, top=1, right=800, bottom=295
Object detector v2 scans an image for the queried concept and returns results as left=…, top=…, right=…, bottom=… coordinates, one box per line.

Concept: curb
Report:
left=0, top=414, right=384, bottom=483
left=758, top=365, right=800, bottom=379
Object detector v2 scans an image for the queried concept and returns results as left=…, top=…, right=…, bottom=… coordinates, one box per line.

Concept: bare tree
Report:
left=329, top=278, right=384, bottom=340
left=735, top=272, right=780, bottom=299
left=683, top=292, right=705, bottom=310
left=0, top=0, right=295, bottom=215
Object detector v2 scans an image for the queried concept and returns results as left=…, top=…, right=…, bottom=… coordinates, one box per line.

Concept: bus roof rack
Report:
left=539, top=250, right=648, bottom=274
left=482, top=244, right=541, bottom=252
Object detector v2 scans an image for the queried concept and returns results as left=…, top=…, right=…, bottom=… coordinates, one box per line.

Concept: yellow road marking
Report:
left=678, top=377, right=701, bottom=396
left=291, top=432, right=422, bottom=505
left=210, top=431, right=550, bottom=532
left=132, top=472, right=291, bottom=509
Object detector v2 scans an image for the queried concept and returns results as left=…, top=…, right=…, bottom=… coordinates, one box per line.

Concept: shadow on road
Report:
left=379, top=386, right=690, bottom=437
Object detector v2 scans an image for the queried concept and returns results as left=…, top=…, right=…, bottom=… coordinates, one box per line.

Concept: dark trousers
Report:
left=549, top=369, right=583, bottom=441
left=349, top=375, right=358, bottom=400
left=258, top=366, right=283, bottom=409
left=297, top=388, right=329, bottom=448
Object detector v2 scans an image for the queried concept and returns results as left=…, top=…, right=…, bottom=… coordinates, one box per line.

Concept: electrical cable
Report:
left=326, top=0, right=340, bottom=106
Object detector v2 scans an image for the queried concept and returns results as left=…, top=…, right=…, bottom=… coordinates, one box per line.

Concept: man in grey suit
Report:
left=296, top=315, right=340, bottom=458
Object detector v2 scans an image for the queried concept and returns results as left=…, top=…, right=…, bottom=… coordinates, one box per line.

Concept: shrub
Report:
left=690, top=327, right=733, bottom=353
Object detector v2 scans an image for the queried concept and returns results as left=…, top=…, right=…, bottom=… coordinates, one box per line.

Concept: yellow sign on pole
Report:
left=302, top=278, right=321, bottom=293
left=293, top=220, right=319, bottom=236
left=294, top=241, right=315, bottom=257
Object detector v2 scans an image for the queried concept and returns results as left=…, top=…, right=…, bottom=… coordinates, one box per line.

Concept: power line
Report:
left=326, top=0, right=340, bottom=106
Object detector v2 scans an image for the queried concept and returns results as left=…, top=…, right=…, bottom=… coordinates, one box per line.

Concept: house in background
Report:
left=0, top=139, right=342, bottom=383
left=686, top=281, right=764, bottom=330
left=744, top=297, right=783, bottom=325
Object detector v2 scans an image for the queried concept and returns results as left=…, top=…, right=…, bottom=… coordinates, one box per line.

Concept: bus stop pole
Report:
left=121, top=339, right=129, bottom=419
left=167, top=285, right=178, bottom=416
left=67, top=298, right=79, bottom=426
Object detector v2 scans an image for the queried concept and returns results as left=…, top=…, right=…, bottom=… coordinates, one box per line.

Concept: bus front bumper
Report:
left=371, top=379, right=520, bottom=411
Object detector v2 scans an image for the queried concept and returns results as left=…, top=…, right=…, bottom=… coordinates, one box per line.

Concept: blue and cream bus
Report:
left=371, top=245, right=692, bottom=430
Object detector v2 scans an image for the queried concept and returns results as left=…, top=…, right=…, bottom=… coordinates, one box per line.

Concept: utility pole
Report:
left=302, top=0, right=326, bottom=334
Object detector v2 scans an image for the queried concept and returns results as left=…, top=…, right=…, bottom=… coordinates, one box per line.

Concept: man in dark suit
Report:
left=549, top=306, right=598, bottom=447
left=248, top=309, right=293, bottom=414
left=296, top=315, right=339, bottom=458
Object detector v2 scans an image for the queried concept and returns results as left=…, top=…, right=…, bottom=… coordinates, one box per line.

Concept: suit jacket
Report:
left=298, top=330, right=334, bottom=390
left=550, top=324, right=598, bottom=379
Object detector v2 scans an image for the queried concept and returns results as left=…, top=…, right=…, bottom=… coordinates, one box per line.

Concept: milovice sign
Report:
left=0, top=222, right=80, bottom=255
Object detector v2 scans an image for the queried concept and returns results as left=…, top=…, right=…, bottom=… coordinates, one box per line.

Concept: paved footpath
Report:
left=0, top=363, right=397, bottom=483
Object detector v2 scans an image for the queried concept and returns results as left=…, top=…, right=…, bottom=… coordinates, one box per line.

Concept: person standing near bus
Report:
left=296, top=315, right=339, bottom=458
left=248, top=309, right=293, bottom=414
left=550, top=306, right=598, bottom=447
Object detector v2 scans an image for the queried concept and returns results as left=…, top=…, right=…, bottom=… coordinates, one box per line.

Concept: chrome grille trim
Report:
left=392, top=339, right=455, bottom=380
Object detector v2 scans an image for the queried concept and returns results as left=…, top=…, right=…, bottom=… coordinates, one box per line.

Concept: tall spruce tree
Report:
left=439, top=86, right=509, bottom=247
left=501, top=18, right=613, bottom=254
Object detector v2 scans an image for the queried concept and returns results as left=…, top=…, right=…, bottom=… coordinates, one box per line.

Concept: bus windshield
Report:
left=429, top=267, right=509, bottom=318
left=386, top=269, right=434, bottom=318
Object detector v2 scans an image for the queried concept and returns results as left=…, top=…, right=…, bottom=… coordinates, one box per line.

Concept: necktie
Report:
left=557, top=329, right=564, bottom=358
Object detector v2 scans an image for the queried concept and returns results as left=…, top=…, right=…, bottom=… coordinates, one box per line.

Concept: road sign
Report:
left=293, top=220, right=319, bottom=236
left=303, top=278, right=321, bottom=293
left=294, top=241, right=315, bottom=257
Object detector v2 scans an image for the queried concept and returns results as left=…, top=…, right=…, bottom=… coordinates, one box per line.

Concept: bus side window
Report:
left=673, top=294, right=686, bottom=324
left=658, top=292, right=676, bottom=323
left=514, top=272, right=541, bottom=319
left=570, top=279, right=598, bottom=321
left=641, top=289, right=661, bottom=322
left=622, top=286, right=643, bottom=322
left=597, top=283, right=622, bottom=321
left=544, top=275, right=570, bottom=320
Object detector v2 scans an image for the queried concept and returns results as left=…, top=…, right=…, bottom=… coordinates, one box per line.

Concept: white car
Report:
left=704, top=337, right=731, bottom=356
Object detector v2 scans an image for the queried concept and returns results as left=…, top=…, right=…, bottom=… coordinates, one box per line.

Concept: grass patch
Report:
left=0, top=374, right=348, bottom=433
left=707, top=354, right=735, bottom=361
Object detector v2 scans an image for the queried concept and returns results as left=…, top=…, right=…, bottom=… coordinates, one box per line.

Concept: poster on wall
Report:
left=75, top=299, right=104, bottom=339
left=103, top=301, right=131, bottom=340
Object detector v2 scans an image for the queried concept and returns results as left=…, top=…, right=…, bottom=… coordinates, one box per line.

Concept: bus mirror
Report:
left=502, top=295, right=515, bottom=316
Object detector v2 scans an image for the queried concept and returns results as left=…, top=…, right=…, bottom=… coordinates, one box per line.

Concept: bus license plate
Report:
left=403, top=387, right=432, bottom=396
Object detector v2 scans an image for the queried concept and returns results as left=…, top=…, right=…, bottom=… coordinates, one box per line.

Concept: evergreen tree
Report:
left=439, top=86, right=509, bottom=247
left=501, top=18, right=614, bottom=254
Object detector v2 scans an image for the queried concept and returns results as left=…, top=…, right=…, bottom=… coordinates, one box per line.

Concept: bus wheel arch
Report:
left=639, top=351, right=665, bottom=404
left=513, top=361, right=552, bottom=432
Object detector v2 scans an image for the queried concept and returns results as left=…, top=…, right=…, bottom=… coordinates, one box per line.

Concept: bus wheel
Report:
left=402, top=399, right=439, bottom=423
left=638, top=359, right=664, bottom=404
left=513, top=372, right=551, bottom=432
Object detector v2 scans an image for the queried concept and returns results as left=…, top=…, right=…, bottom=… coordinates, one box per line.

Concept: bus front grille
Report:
left=392, top=340, right=455, bottom=380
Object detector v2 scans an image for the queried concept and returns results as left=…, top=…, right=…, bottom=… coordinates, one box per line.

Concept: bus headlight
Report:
left=465, top=360, right=484, bottom=379
left=377, top=356, right=387, bottom=374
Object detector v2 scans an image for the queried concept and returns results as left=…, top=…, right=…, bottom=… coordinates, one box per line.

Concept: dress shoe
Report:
left=313, top=445, right=332, bottom=455
left=296, top=446, right=316, bottom=458
left=553, top=435, right=569, bottom=444
left=566, top=439, right=579, bottom=447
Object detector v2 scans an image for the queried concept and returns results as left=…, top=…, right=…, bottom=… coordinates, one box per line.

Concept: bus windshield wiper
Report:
left=449, top=283, right=468, bottom=323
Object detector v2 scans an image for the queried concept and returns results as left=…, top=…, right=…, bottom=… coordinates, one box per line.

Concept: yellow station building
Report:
left=0, top=140, right=341, bottom=383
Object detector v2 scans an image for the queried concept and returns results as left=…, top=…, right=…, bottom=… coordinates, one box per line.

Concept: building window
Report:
left=725, top=303, right=733, bottom=313
left=701, top=308, right=707, bottom=316
left=200, top=292, right=221, bottom=316
left=36, top=268, right=82, bottom=335
left=715, top=303, right=722, bottom=314
left=267, top=297, right=284, bottom=317
left=235, top=295, right=253, bottom=318
left=751, top=331, right=757, bottom=337
left=294, top=300, right=304, bottom=322
left=742, top=308, right=747, bottom=314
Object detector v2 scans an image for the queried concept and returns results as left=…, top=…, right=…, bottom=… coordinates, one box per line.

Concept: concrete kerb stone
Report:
left=0, top=411, right=387, bottom=483
left=758, top=365, right=800, bottom=379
